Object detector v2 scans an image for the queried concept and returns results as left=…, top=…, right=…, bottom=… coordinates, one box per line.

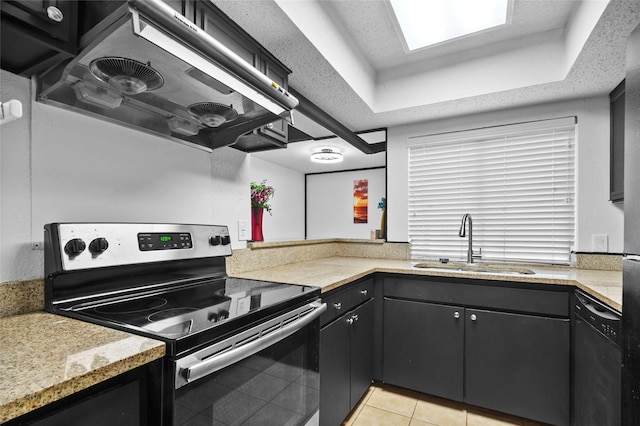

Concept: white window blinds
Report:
left=407, top=117, right=576, bottom=264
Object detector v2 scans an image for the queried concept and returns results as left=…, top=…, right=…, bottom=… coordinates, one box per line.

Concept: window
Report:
left=408, top=117, right=576, bottom=264
left=389, top=0, right=510, bottom=51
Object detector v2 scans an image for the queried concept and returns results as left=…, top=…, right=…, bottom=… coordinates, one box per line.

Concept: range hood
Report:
left=36, top=0, right=298, bottom=151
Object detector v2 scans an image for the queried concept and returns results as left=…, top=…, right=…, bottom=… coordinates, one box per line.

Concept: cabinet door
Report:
left=350, top=298, right=375, bottom=408
left=383, top=298, right=464, bottom=401
left=320, top=317, right=351, bottom=426
left=260, top=57, right=289, bottom=142
left=196, top=4, right=260, bottom=68
left=465, top=309, right=570, bottom=426
left=610, top=80, right=625, bottom=202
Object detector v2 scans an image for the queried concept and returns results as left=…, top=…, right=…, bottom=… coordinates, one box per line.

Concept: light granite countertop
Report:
left=0, top=254, right=622, bottom=423
left=229, top=257, right=623, bottom=312
left=0, top=312, right=165, bottom=423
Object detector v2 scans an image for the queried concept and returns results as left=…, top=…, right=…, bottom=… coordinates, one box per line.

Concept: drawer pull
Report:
left=470, top=314, right=477, bottom=321
left=333, top=302, right=342, bottom=310
left=454, top=311, right=460, bottom=319
left=360, top=289, right=368, bottom=296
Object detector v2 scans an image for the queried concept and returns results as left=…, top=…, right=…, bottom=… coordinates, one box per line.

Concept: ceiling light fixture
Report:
left=389, top=0, right=510, bottom=51
left=310, top=148, right=344, bottom=163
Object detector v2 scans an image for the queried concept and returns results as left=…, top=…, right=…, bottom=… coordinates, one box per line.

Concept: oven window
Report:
left=174, top=323, right=320, bottom=426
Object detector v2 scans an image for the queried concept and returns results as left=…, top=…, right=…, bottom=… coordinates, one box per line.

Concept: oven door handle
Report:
left=181, top=301, right=326, bottom=385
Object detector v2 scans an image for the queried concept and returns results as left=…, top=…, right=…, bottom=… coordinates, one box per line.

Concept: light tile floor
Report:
left=343, top=384, right=545, bottom=426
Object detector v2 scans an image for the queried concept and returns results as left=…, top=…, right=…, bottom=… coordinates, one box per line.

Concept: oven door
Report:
left=171, top=301, right=326, bottom=426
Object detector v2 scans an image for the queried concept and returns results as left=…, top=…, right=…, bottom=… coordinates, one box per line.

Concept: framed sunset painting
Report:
left=353, top=179, right=368, bottom=223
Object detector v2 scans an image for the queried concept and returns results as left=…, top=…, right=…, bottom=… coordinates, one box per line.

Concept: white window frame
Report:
left=407, top=117, right=576, bottom=264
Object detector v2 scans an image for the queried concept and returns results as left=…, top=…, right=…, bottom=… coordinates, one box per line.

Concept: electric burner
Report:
left=95, top=297, right=167, bottom=314
left=148, top=308, right=197, bottom=322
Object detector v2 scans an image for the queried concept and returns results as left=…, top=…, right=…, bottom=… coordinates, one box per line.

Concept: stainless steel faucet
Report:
left=458, top=213, right=474, bottom=263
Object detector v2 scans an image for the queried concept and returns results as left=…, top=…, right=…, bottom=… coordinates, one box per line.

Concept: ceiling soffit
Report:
left=274, top=0, right=606, bottom=113
left=212, top=0, right=640, bottom=132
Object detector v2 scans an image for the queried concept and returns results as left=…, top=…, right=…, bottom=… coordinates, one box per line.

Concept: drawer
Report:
left=384, top=276, right=569, bottom=317
left=321, top=288, right=352, bottom=326
left=320, top=278, right=374, bottom=326
left=351, top=279, right=374, bottom=306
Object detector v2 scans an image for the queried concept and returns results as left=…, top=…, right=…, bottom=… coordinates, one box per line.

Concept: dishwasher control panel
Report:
left=574, top=290, right=621, bottom=345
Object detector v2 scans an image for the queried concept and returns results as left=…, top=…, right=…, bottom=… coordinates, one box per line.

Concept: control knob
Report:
left=221, top=235, right=231, bottom=245
left=89, top=237, right=109, bottom=254
left=209, top=235, right=221, bottom=246
left=64, top=238, right=86, bottom=256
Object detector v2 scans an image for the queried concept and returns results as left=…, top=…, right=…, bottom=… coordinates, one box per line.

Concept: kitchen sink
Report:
left=413, top=261, right=535, bottom=275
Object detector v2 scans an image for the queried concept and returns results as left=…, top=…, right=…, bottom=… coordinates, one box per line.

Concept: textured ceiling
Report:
left=211, top=0, right=640, bottom=171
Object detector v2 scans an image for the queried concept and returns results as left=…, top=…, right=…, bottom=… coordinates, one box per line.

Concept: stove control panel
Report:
left=138, top=232, right=193, bottom=251
left=51, top=223, right=232, bottom=271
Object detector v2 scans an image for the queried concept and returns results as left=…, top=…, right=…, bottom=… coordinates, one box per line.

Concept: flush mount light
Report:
left=310, top=148, right=344, bottom=163
left=389, top=0, right=510, bottom=51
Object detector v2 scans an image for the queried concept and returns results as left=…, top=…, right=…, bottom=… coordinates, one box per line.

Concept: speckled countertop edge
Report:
left=0, top=312, right=165, bottom=423
left=0, top=255, right=622, bottom=422
left=229, top=257, right=622, bottom=312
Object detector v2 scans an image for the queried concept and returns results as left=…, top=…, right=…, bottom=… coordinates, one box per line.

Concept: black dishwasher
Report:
left=573, top=290, right=622, bottom=426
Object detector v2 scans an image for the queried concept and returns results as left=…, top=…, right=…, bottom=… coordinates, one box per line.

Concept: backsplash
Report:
left=575, top=253, right=623, bottom=271
left=0, top=280, right=44, bottom=318
left=226, top=239, right=410, bottom=274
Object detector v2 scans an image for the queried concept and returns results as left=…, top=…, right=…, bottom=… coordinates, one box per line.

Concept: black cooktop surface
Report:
left=61, top=277, right=319, bottom=355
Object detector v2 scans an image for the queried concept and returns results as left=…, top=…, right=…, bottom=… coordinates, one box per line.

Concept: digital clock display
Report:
left=138, top=232, right=192, bottom=251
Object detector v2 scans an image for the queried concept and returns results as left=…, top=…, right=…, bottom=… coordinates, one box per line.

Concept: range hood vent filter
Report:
left=89, top=57, right=164, bottom=95
left=187, top=102, right=238, bottom=128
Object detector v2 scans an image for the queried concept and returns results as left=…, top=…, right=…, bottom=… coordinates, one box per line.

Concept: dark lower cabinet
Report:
left=382, top=291, right=570, bottom=426
left=383, top=298, right=464, bottom=401
left=320, top=312, right=350, bottom=426
left=320, top=298, right=374, bottom=426
left=5, top=360, right=162, bottom=426
left=465, top=309, right=570, bottom=426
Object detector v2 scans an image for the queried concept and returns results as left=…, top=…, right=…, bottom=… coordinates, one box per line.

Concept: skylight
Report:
left=389, top=0, right=510, bottom=51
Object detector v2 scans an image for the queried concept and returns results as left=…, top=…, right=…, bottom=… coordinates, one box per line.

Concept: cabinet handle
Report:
left=47, top=6, right=64, bottom=23
left=360, top=289, right=368, bottom=296
left=346, top=317, right=354, bottom=325
left=454, top=311, right=460, bottom=319
left=470, top=314, right=477, bottom=321
left=352, top=314, right=359, bottom=322
left=333, top=302, right=342, bottom=310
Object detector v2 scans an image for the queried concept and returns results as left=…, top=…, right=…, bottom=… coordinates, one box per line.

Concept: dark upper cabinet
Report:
left=193, top=1, right=291, bottom=150
left=259, top=56, right=290, bottom=142
left=610, top=80, right=625, bottom=203
left=1, top=0, right=78, bottom=76
left=194, top=2, right=260, bottom=69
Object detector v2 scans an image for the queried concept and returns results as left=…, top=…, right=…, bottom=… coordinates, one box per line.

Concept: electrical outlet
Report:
left=593, top=234, right=608, bottom=253
left=238, top=220, right=249, bottom=241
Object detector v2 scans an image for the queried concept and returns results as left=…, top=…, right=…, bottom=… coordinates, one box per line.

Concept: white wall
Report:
left=387, top=97, right=625, bottom=254
left=306, top=168, right=386, bottom=239
left=250, top=156, right=305, bottom=241
left=0, top=70, right=305, bottom=282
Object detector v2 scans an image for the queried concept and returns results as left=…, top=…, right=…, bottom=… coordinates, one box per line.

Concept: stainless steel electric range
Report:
left=44, top=223, right=325, bottom=426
